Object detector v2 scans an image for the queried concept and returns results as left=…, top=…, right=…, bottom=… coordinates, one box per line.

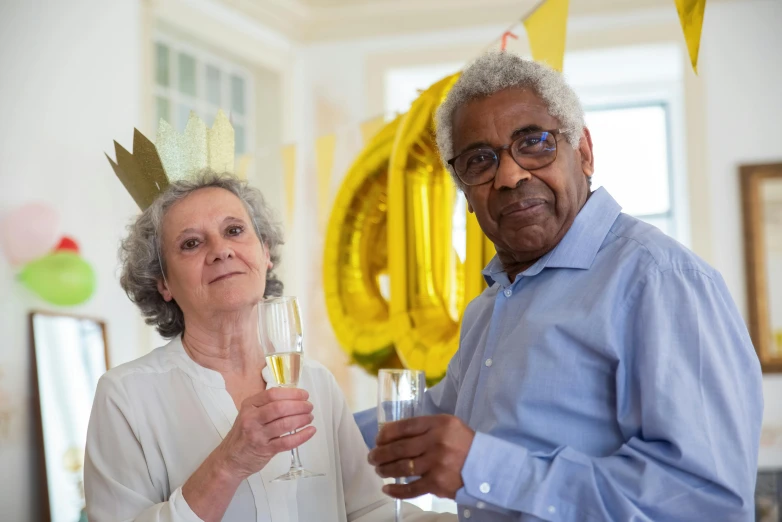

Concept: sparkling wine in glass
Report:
left=258, top=296, right=324, bottom=482
left=377, top=369, right=426, bottom=522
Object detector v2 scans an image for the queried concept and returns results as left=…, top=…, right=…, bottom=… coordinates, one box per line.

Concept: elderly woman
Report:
left=85, top=171, right=448, bottom=522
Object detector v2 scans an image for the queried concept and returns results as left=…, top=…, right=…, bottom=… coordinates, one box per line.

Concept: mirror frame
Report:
left=741, top=162, right=782, bottom=373
left=29, top=310, right=109, bottom=521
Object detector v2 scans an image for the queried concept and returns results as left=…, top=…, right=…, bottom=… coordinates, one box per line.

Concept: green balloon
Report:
left=19, top=252, right=96, bottom=306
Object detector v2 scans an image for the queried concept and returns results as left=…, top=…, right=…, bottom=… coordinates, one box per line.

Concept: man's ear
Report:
left=157, top=278, right=173, bottom=302
left=578, top=127, right=595, bottom=178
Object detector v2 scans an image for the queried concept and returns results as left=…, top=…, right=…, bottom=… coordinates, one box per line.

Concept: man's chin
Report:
left=499, top=225, right=552, bottom=250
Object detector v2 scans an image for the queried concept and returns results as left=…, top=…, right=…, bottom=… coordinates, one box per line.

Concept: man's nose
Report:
left=493, top=149, right=531, bottom=190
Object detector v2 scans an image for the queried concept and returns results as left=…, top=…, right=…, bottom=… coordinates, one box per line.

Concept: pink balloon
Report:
left=0, top=203, right=61, bottom=265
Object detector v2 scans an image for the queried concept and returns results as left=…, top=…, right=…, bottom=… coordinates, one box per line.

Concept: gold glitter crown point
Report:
left=106, top=129, right=169, bottom=210
left=106, top=110, right=246, bottom=210
left=156, top=110, right=236, bottom=182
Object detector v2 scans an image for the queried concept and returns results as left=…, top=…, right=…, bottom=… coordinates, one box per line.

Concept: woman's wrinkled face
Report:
left=157, top=187, right=271, bottom=318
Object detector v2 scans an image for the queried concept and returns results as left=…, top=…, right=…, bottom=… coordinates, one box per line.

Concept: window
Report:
left=153, top=35, right=254, bottom=156
left=384, top=63, right=467, bottom=262
left=384, top=62, right=462, bottom=120
left=586, top=103, right=674, bottom=236
left=567, top=44, right=687, bottom=244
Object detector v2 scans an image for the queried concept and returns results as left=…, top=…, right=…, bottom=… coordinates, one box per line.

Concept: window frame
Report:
left=584, top=100, right=676, bottom=235
left=152, top=32, right=256, bottom=157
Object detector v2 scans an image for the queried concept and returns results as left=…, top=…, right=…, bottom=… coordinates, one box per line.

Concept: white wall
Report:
left=699, top=0, right=782, bottom=469
left=0, top=0, right=144, bottom=519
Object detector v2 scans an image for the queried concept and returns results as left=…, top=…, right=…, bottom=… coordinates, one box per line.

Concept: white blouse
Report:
left=85, top=337, right=450, bottom=522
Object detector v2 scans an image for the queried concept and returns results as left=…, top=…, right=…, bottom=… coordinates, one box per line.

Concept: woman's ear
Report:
left=157, top=278, right=173, bottom=302
left=263, top=243, right=272, bottom=269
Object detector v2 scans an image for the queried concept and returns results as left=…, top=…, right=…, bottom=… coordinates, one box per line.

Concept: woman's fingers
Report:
left=264, top=413, right=314, bottom=439
left=245, top=387, right=309, bottom=408
left=268, top=426, right=317, bottom=453
left=255, top=399, right=314, bottom=424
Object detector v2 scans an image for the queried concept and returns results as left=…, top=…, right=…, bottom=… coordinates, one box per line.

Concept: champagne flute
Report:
left=258, top=296, right=324, bottom=482
left=377, top=369, right=426, bottom=522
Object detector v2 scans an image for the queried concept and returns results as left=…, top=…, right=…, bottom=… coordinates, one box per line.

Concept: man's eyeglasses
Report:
left=447, top=129, right=563, bottom=186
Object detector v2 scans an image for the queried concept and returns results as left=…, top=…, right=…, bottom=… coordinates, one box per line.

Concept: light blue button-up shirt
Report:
left=357, top=188, right=763, bottom=521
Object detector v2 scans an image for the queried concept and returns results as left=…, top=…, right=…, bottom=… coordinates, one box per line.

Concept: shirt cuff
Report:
left=170, top=486, right=206, bottom=522
left=461, top=431, right=529, bottom=508
left=455, top=488, right=512, bottom=517
left=460, top=432, right=586, bottom=520
left=353, top=408, right=379, bottom=449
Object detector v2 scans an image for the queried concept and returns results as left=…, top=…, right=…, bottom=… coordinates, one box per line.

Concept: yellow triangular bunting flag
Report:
left=360, top=116, right=386, bottom=145
left=315, top=134, right=337, bottom=230
left=281, top=144, right=296, bottom=226
left=523, top=0, right=569, bottom=72
left=675, top=0, right=706, bottom=74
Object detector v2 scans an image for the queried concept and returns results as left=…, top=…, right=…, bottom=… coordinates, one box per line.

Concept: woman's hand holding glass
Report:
left=214, top=387, right=316, bottom=480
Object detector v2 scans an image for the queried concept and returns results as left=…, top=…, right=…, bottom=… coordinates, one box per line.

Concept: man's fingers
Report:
left=269, top=426, right=317, bottom=453
left=375, top=453, right=432, bottom=479
left=376, top=416, right=434, bottom=445
left=246, top=387, right=309, bottom=407
left=382, top=476, right=433, bottom=500
left=368, top=434, right=427, bottom=466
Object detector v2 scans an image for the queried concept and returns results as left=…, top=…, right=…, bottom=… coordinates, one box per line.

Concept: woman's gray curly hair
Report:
left=435, top=51, right=586, bottom=185
left=119, top=170, right=284, bottom=338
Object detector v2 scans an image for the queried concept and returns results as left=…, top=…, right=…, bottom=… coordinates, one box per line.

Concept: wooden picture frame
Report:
left=30, top=311, right=109, bottom=522
left=741, top=162, right=782, bottom=372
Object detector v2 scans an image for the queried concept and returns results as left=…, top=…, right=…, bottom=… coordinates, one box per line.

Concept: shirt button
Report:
left=485, top=358, right=493, bottom=367
left=476, top=501, right=486, bottom=509
left=463, top=508, right=472, bottom=519
left=504, top=288, right=512, bottom=297
left=548, top=505, right=557, bottom=514
left=479, top=482, right=491, bottom=494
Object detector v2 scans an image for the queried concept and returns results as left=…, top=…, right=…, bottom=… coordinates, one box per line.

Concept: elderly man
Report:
left=359, top=51, right=762, bottom=521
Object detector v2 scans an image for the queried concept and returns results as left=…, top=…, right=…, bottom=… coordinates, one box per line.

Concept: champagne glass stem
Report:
left=394, top=496, right=402, bottom=522
left=290, top=443, right=304, bottom=471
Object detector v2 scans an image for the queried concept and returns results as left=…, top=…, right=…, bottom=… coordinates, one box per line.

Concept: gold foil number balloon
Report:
left=324, top=118, right=402, bottom=372
left=324, top=74, right=495, bottom=382
left=388, top=74, right=494, bottom=382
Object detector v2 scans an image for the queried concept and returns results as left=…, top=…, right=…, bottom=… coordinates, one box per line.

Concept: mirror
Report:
left=741, top=163, right=782, bottom=372
left=30, top=312, right=108, bottom=522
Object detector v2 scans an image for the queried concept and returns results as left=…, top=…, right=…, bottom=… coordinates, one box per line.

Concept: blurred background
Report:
left=1, top=0, right=781, bottom=519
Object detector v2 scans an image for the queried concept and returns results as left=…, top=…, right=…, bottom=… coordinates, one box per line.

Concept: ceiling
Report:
left=223, top=0, right=714, bottom=42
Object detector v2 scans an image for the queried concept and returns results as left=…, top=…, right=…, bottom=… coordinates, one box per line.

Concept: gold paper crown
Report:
left=106, top=110, right=246, bottom=210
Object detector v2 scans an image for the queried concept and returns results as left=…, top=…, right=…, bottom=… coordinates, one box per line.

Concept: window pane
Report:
left=178, top=53, right=197, bottom=96
left=384, top=63, right=462, bottom=118
left=231, top=75, right=245, bottom=115
left=155, top=43, right=169, bottom=87
left=586, top=105, right=670, bottom=215
left=156, top=97, right=170, bottom=123
left=178, top=103, right=195, bottom=132
left=204, top=109, right=218, bottom=128
left=234, top=124, right=246, bottom=154
left=206, top=65, right=221, bottom=105
left=637, top=215, right=672, bottom=237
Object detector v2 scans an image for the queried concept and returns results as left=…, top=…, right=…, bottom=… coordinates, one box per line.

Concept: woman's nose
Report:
left=207, top=238, right=235, bottom=263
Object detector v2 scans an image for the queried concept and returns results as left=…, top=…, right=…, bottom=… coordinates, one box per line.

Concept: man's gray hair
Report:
left=435, top=51, right=585, bottom=180
left=119, top=170, right=284, bottom=339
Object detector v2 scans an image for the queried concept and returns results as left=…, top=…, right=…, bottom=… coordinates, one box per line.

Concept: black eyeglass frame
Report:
left=447, top=128, right=564, bottom=186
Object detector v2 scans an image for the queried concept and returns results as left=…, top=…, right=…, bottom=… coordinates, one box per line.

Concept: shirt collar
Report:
left=482, top=187, right=622, bottom=286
